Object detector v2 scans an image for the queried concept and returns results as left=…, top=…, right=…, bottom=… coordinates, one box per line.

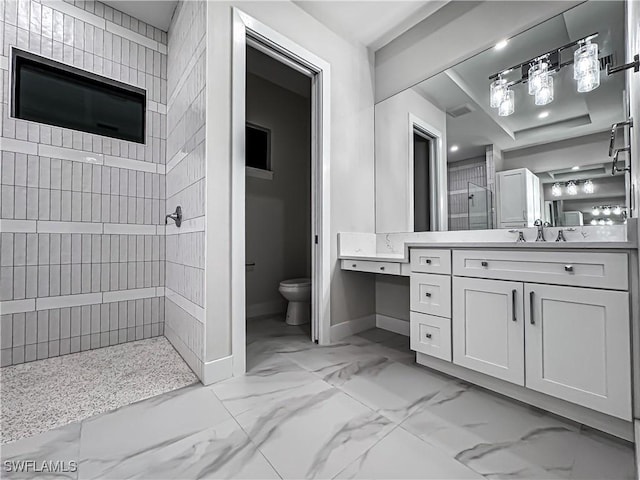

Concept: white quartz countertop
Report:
left=338, top=222, right=638, bottom=263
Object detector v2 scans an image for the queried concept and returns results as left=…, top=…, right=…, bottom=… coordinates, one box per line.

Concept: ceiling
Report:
left=292, top=1, right=445, bottom=50
left=102, top=1, right=177, bottom=31
left=414, top=0, right=626, bottom=163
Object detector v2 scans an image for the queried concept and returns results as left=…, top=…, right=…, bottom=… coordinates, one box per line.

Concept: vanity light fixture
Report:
left=551, top=183, right=562, bottom=197
left=538, top=111, right=550, bottom=119
left=602, top=206, right=612, bottom=216
left=583, top=179, right=595, bottom=194
left=495, top=39, right=509, bottom=50
left=592, top=206, right=601, bottom=216
left=450, top=145, right=459, bottom=152
left=566, top=180, right=578, bottom=196
left=606, top=219, right=614, bottom=226
left=598, top=219, right=606, bottom=226
left=488, top=33, right=602, bottom=113
left=613, top=205, right=622, bottom=215
left=590, top=219, right=598, bottom=226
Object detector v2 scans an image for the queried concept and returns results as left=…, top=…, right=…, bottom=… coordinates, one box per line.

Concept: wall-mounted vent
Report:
left=447, top=103, right=475, bottom=118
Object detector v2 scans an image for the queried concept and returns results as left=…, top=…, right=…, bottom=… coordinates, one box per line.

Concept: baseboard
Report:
left=330, top=314, right=376, bottom=342
left=246, top=300, right=286, bottom=319
left=202, top=355, right=233, bottom=385
left=376, top=314, right=409, bottom=336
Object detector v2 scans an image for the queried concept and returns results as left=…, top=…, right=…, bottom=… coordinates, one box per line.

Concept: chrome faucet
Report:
left=534, top=219, right=550, bottom=242
left=555, top=229, right=567, bottom=242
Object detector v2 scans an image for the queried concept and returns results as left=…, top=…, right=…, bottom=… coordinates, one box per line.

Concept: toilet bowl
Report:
left=278, top=278, right=311, bottom=325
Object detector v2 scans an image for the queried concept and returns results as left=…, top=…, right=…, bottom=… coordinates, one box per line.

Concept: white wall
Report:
left=375, top=88, right=446, bottom=233
left=204, top=1, right=376, bottom=368
left=245, top=73, right=311, bottom=318
left=374, top=1, right=581, bottom=102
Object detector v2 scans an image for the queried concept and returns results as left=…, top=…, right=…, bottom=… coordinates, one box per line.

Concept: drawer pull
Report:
left=425, top=333, right=432, bottom=339
left=425, top=259, right=432, bottom=264
left=380, top=266, right=385, bottom=271
left=425, top=292, right=432, bottom=297
left=481, top=261, right=489, bottom=267
left=352, top=264, right=357, bottom=268
left=529, top=291, right=535, bottom=325
left=512, top=289, right=517, bottom=322
left=564, top=265, right=574, bottom=272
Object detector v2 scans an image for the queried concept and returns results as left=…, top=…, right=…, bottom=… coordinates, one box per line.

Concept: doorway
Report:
left=413, top=131, right=432, bottom=231
left=231, top=10, right=332, bottom=376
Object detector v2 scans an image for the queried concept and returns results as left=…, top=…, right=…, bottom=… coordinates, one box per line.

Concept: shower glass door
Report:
left=468, top=182, right=493, bottom=230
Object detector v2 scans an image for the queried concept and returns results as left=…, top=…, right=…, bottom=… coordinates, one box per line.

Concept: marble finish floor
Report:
left=0, top=336, right=198, bottom=444
left=1, top=316, right=636, bottom=479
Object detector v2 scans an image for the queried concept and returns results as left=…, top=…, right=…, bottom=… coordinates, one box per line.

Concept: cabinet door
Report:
left=452, top=277, right=524, bottom=385
left=497, top=170, right=526, bottom=224
left=525, top=284, right=631, bottom=420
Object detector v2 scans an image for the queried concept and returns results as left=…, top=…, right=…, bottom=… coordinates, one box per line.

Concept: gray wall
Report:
left=245, top=73, right=311, bottom=318
left=164, top=0, right=206, bottom=379
left=0, top=0, right=167, bottom=366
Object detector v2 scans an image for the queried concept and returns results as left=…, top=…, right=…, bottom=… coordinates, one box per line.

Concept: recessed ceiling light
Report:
left=572, top=166, right=580, bottom=171
left=538, top=111, right=549, bottom=119
left=495, top=40, right=508, bottom=50
left=450, top=145, right=459, bottom=152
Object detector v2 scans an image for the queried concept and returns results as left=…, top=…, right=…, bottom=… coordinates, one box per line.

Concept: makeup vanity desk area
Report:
left=338, top=224, right=639, bottom=441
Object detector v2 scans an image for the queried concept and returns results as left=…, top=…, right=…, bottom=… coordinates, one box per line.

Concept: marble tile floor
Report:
left=1, top=336, right=198, bottom=444
left=1, top=315, right=636, bottom=479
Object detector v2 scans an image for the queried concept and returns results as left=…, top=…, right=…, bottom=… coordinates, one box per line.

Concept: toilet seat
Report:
left=279, top=278, right=311, bottom=288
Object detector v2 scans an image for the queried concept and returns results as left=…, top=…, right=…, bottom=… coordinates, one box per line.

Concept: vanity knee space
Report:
left=410, top=248, right=632, bottom=421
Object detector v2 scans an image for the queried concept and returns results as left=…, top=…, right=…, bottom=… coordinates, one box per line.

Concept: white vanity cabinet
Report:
left=452, top=277, right=525, bottom=386
left=525, top=284, right=631, bottom=420
left=496, top=168, right=542, bottom=228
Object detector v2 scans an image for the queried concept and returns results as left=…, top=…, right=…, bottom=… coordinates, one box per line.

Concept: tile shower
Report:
left=0, top=0, right=169, bottom=366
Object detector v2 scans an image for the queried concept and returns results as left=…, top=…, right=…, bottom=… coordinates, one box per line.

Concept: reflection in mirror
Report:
left=374, top=0, right=629, bottom=233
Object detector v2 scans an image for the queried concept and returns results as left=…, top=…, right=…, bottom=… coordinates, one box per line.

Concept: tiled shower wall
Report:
left=0, top=0, right=167, bottom=366
left=447, top=157, right=487, bottom=231
left=164, top=0, right=206, bottom=379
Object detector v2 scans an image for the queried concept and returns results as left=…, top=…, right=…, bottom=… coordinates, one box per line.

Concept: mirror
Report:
left=375, top=0, right=629, bottom=233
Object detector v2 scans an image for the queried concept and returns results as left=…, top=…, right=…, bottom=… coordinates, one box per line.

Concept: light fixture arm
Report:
left=607, top=54, right=639, bottom=75
left=611, top=147, right=631, bottom=175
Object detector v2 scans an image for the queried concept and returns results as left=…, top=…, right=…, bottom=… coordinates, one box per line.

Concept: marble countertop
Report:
left=339, top=241, right=638, bottom=263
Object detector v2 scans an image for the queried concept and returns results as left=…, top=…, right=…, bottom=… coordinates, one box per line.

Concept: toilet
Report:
left=278, top=278, right=312, bottom=325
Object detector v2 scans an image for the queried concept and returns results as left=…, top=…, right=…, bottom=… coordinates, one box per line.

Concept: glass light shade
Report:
left=566, top=180, right=577, bottom=195
left=497, top=89, right=515, bottom=116
left=602, top=206, right=612, bottom=216
left=583, top=179, right=594, bottom=194
left=528, top=61, right=549, bottom=95
left=606, top=219, right=613, bottom=226
left=577, top=72, right=600, bottom=93
left=551, top=183, right=562, bottom=197
left=592, top=207, right=600, bottom=216
left=590, top=219, right=598, bottom=226
left=534, top=76, right=554, bottom=105
left=574, top=42, right=599, bottom=79
left=490, top=78, right=507, bottom=108
left=598, top=219, right=605, bottom=226
left=613, top=205, right=622, bottom=215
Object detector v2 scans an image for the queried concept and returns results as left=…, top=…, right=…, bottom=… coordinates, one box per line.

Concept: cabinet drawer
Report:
left=453, top=250, right=628, bottom=290
left=410, top=311, right=451, bottom=361
left=410, top=273, right=451, bottom=318
left=341, top=259, right=401, bottom=275
left=410, top=249, right=451, bottom=274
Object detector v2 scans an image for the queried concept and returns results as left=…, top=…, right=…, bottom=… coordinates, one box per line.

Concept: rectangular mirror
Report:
left=375, top=0, right=630, bottom=233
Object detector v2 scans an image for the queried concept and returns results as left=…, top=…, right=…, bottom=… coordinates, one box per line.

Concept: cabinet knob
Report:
left=425, top=292, right=431, bottom=297
left=425, top=333, right=432, bottom=339
left=564, top=265, right=574, bottom=272
left=481, top=261, right=489, bottom=267
left=352, top=264, right=357, bottom=268
left=380, top=266, right=385, bottom=271
left=425, top=259, right=432, bottom=264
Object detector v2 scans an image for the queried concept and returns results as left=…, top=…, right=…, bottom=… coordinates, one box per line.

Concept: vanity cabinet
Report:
left=495, top=168, right=542, bottom=228
left=452, top=277, right=525, bottom=385
left=525, top=284, right=631, bottom=420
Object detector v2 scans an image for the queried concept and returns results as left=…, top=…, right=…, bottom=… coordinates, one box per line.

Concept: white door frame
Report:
left=407, top=113, right=447, bottom=231
left=231, top=9, right=332, bottom=376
